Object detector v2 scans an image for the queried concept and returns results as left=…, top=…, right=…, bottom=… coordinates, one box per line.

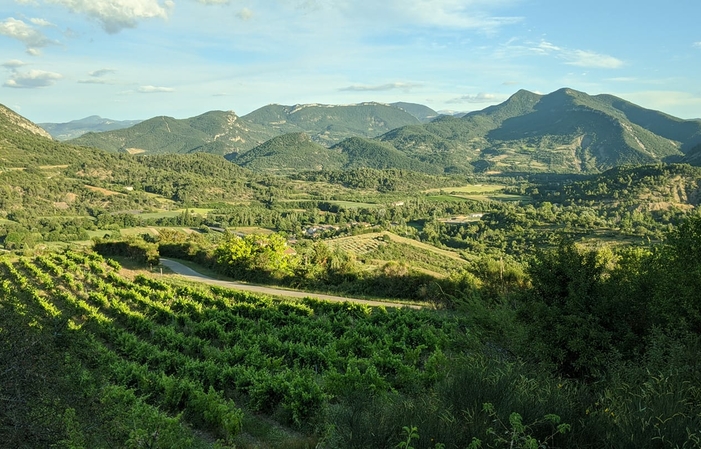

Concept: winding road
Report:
left=159, top=258, right=422, bottom=309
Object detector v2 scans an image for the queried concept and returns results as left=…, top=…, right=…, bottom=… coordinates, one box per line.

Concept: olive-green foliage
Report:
left=517, top=243, right=630, bottom=379
left=93, top=238, right=160, bottom=266
left=215, top=232, right=293, bottom=280
left=232, top=132, right=346, bottom=173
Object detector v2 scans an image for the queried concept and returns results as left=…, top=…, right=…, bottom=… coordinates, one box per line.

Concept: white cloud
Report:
left=694, top=42, right=701, bottom=49
left=198, top=0, right=230, bottom=4
left=138, top=85, right=174, bottom=93
left=29, top=18, right=54, bottom=27
left=78, top=78, right=116, bottom=84
left=515, top=40, right=624, bottom=69
left=4, top=69, right=63, bottom=88
left=89, top=68, right=117, bottom=77
left=607, top=77, right=637, bottom=82
left=2, top=59, right=28, bottom=69
left=340, top=82, right=422, bottom=92
left=0, top=17, right=53, bottom=54
left=237, top=7, right=253, bottom=20
left=565, top=50, right=624, bottom=69
left=447, top=92, right=505, bottom=104
left=47, top=0, right=173, bottom=34
left=337, top=0, right=522, bottom=31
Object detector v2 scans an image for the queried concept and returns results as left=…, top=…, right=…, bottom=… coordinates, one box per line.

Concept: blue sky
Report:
left=1, top=0, right=700, bottom=123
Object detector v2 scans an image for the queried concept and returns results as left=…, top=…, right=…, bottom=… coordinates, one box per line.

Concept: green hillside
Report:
left=231, top=133, right=345, bottom=173
left=0, top=104, right=107, bottom=169
left=332, top=137, right=444, bottom=174
left=70, top=111, right=277, bottom=156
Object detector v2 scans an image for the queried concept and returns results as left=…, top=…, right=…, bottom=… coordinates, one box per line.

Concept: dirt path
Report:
left=159, top=258, right=422, bottom=309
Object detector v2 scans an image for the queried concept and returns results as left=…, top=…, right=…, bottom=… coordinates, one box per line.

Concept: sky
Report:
left=1, top=0, right=701, bottom=123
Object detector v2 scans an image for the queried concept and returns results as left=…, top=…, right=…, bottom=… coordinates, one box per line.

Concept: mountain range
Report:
left=68, top=102, right=426, bottom=156
left=6, top=88, right=701, bottom=176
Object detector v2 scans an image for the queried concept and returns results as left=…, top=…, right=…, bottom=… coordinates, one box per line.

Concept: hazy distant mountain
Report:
left=377, top=88, right=701, bottom=173
left=390, top=102, right=439, bottom=123
left=70, top=102, right=421, bottom=156
left=39, top=116, right=143, bottom=141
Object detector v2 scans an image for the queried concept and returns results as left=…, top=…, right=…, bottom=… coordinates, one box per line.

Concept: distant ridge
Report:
left=69, top=102, right=421, bottom=156
left=40, top=116, right=142, bottom=140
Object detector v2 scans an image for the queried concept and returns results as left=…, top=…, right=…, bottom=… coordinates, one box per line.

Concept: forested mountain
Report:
left=68, top=102, right=421, bottom=157
left=378, top=88, right=701, bottom=174
left=39, top=116, right=143, bottom=140
left=231, top=133, right=445, bottom=174
left=230, top=133, right=346, bottom=173
left=242, top=102, right=421, bottom=145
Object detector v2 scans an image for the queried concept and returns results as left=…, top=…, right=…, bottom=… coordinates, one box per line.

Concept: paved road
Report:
left=159, top=258, right=422, bottom=309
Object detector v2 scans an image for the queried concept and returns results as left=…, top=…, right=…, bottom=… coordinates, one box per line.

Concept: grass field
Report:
left=424, top=184, right=506, bottom=194
left=328, top=200, right=382, bottom=209
left=423, top=184, right=529, bottom=203
left=133, top=208, right=213, bottom=220
left=326, top=231, right=471, bottom=262
left=326, top=233, right=387, bottom=254
left=227, top=226, right=275, bottom=235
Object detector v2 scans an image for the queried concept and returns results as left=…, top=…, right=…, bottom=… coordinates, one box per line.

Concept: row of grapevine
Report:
left=8, top=251, right=474, bottom=437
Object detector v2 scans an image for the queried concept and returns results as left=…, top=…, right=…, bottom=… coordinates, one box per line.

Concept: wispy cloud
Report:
left=29, top=18, right=54, bottom=27
left=198, top=0, right=230, bottom=4
left=530, top=40, right=624, bottom=68
left=337, top=0, right=522, bottom=32
left=0, top=17, right=55, bottom=55
left=565, top=50, right=624, bottom=69
left=47, top=0, right=173, bottom=34
left=694, top=42, right=701, bottom=49
left=89, top=68, right=116, bottom=77
left=2, top=59, right=28, bottom=69
left=447, top=92, right=505, bottom=104
left=339, top=82, right=422, bottom=92
left=78, top=78, right=116, bottom=84
left=607, top=77, right=637, bottom=82
left=4, top=69, right=63, bottom=88
left=138, top=85, right=174, bottom=93
left=78, top=68, right=118, bottom=84
left=621, top=90, right=701, bottom=118
left=237, top=7, right=253, bottom=20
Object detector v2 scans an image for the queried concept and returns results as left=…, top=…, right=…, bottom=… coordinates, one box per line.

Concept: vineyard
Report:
left=0, top=250, right=473, bottom=448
